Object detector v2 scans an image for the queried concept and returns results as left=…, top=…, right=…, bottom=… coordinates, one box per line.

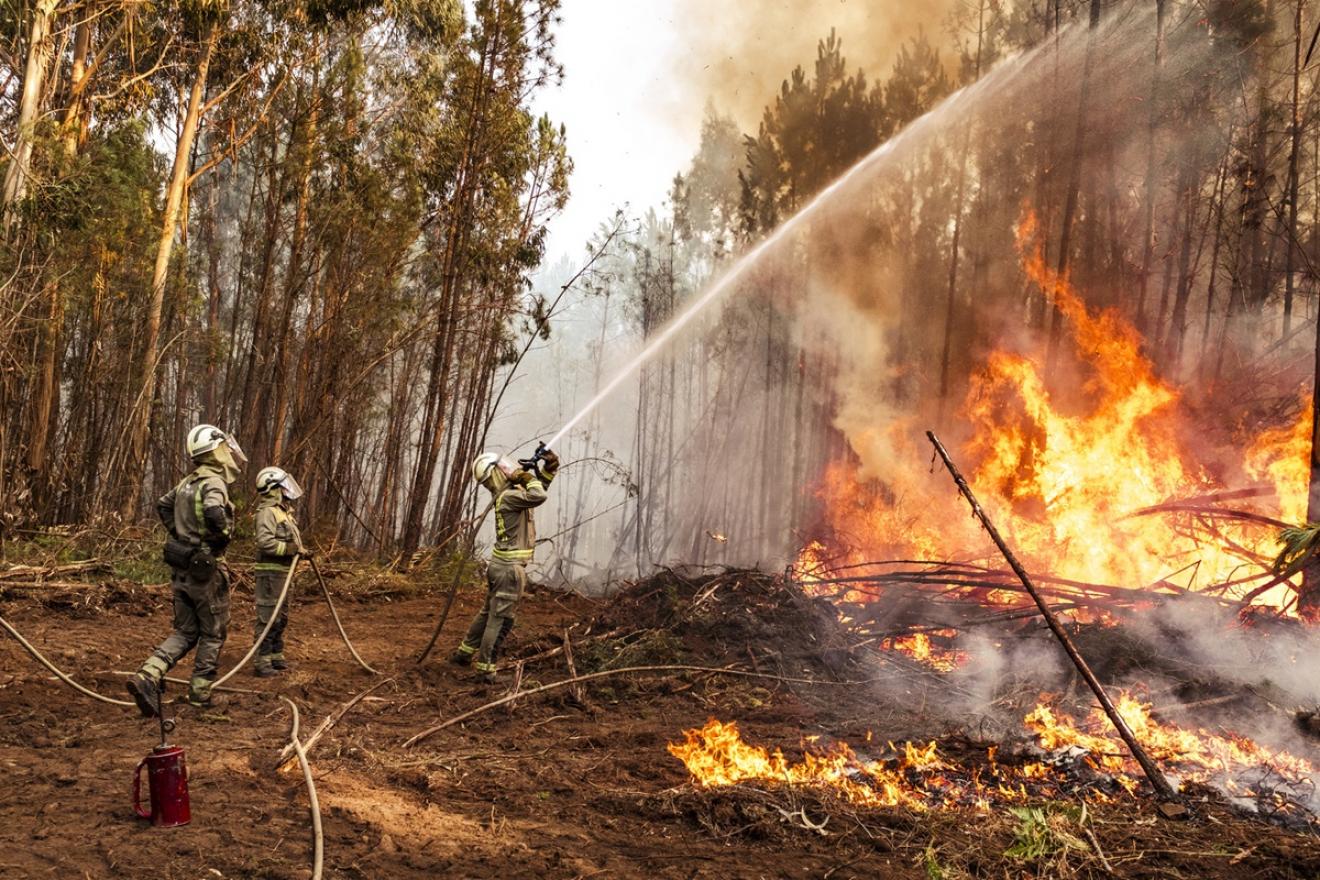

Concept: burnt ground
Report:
left=3, top=567, right=1320, bottom=879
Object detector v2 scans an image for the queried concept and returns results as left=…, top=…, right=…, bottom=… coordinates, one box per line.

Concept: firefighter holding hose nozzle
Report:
left=252, top=466, right=309, bottom=677
left=451, top=444, right=560, bottom=684
left=127, top=424, right=244, bottom=717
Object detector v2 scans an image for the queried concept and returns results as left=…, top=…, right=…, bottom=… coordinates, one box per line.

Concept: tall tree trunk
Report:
left=1045, top=0, right=1102, bottom=368
left=1283, top=0, right=1305, bottom=337
left=2, top=0, right=59, bottom=234
left=938, top=0, right=985, bottom=414
left=119, top=24, right=219, bottom=519
left=1134, top=0, right=1166, bottom=328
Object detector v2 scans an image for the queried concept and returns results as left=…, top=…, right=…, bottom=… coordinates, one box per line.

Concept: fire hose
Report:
left=415, top=499, right=495, bottom=664
left=309, top=557, right=378, bottom=675
left=280, top=695, right=324, bottom=880
left=0, top=612, right=135, bottom=708
left=210, top=554, right=301, bottom=691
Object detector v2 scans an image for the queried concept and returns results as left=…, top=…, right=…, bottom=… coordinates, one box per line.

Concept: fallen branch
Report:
left=497, top=626, right=632, bottom=670
left=0, top=559, right=111, bottom=581
left=402, top=665, right=887, bottom=748
left=415, top=502, right=493, bottom=665
left=112, top=670, right=261, bottom=696
left=927, top=430, right=1180, bottom=804
left=279, top=696, right=324, bottom=880
left=274, top=676, right=396, bottom=770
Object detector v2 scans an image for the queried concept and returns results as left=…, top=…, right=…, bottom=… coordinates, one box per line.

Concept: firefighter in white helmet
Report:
left=252, top=466, right=308, bottom=676
left=451, top=446, right=560, bottom=683
left=127, top=424, right=244, bottom=717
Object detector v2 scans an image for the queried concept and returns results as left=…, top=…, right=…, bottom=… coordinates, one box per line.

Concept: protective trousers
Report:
left=149, top=569, right=230, bottom=700
left=253, top=570, right=290, bottom=661
left=459, top=560, right=526, bottom=673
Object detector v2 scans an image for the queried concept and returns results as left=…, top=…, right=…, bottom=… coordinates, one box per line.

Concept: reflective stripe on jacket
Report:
left=158, top=464, right=232, bottom=549
left=491, top=473, right=552, bottom=563
left=255, top=495, right=303, bottom=571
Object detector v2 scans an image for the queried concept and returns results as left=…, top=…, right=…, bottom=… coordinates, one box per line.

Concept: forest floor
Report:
left=4, top=560, right=1320, bottom=879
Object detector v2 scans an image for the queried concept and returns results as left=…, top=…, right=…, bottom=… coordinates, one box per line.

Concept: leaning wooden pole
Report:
left=926, top=430, right=1179, bottom=802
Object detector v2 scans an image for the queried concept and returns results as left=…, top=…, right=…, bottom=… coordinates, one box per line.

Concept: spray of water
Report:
left=546, top=38, right=1049, bottom=452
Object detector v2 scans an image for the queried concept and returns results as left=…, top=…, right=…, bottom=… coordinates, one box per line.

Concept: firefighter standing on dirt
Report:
left=127, top=425, right=244, bottom=716
left=252, top=466, right=309, bottom=677
left=451, top=446, right=559, bottom=683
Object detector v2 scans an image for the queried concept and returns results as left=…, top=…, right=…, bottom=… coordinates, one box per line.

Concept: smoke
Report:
left=667, top=0, right=962, bottom=129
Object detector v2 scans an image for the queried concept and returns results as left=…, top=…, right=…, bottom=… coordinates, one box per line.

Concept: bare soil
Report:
left=3, top=569, right=1320, bottom=879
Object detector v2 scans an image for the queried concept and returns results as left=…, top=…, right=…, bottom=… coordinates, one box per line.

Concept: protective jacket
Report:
left=157, top=463, right=233, bottom=555
left=490, top=471, right=553, bottom=563
left=254, top=494, right=304, bottom=572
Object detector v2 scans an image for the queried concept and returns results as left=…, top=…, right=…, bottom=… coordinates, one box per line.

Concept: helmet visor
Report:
left=495, top=457, right=518, bottom=479
left=225, top=435, right=248, bottom=467
left=278, top=474, right=304, bottom=501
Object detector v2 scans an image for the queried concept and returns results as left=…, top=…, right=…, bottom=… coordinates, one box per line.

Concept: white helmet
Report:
left=186, top=424, right=247, bottom=465
left=472, top=451, right=515, bottom=491
left=256, top=466, right=304, bottom=500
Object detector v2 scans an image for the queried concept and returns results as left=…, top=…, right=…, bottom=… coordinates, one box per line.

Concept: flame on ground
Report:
left=884, top=632, right=968, bottom=672
left=668, top=693, right=1317, bottom=814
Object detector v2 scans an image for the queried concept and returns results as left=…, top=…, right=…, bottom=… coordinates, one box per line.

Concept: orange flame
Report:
left=795, top=207, right=1309, bottom=613
left=669, top=694, right=1317, bottom=812
left=885, top=632, right=968, bottom=672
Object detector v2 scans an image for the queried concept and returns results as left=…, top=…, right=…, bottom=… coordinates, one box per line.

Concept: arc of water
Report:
left=546, top=38, right=1050, bottom=451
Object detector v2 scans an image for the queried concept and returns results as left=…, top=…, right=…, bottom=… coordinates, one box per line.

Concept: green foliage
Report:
left=922, top=844, right=945, bottom=880
left=1273, top=523, right=1320, bottom=579
left=1002, top=805, right=1089, bottom=862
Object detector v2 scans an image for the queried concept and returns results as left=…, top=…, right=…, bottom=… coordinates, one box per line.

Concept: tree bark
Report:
left=1283, top=0, right=1305, bottom=337
left=1045, top=0, right=1102, bottom=368
left=1134, top=0, right=1166, bottom=329
left=2, top=0, right=59, bottom=234
left=120, top=24, right=219, bottom=519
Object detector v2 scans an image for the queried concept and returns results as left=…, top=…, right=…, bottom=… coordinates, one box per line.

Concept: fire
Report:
left=795, top=208, right=1310, bottom=613
left=669, top=694, right=1318, bottom=814
left=791, top=540, right=830, bottom=586
left=1023, top=692, right=1317, bottom=798
left=666, top=719, right=955, bottom=810
left=885, top=632, right=967, bottom=672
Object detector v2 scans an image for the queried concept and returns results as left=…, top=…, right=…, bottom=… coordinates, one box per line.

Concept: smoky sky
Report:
left=668, top=0, right=963, bottom=128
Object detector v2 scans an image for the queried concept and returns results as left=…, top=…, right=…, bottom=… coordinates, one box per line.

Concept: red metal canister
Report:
left=132, top=745, right=191, bottom=827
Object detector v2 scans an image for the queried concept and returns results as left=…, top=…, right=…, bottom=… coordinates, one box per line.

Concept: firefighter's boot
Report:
left=126, top=656, right=169, bottom=718
left=474, top=660, right=498, bottom=685
left=253, top=655, right=279, bottom=678
left=187, top=677, right=227, bottom=713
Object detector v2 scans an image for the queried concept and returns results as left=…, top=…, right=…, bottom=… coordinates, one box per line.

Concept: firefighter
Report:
left=252, top=466, right=308, bottom=677
left=451, top=447, right=559, bottom=683
left=126, top=425, right=244, bottom=717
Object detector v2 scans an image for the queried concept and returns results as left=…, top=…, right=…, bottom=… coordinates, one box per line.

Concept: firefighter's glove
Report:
left=511, top=469, right=535, bottom=487
left=538, top=449, right=560, bottom=480
left=299, top=546, right=314, bottom=560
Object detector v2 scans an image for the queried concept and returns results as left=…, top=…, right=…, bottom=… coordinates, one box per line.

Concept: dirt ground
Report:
left=4, top=570, right=1320, bottom=879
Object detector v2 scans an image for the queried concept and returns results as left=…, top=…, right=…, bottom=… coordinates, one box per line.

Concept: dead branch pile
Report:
left=568, top=567, right=860, bottom=680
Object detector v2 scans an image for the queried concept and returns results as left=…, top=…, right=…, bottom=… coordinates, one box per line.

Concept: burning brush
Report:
left=668, top=691, right=1319, bottom=824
